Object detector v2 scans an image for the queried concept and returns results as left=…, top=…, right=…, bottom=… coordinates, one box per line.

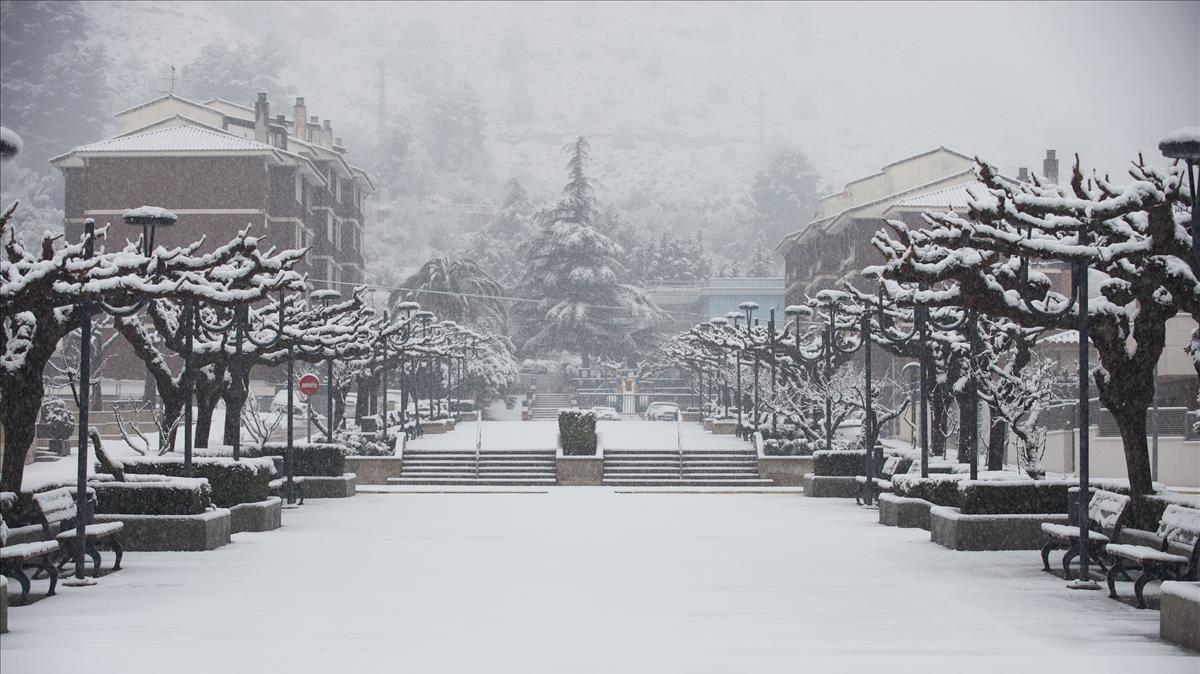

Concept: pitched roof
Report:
left=888, top=175, right=1023, bottom=211
left=67, top=124, right=276, bottom=154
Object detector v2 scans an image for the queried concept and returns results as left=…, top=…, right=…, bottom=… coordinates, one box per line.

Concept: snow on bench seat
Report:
left=0, top=540, right=59, bottom=560
left=1040, top=522, right=1110, bottom=543
left=1104, top=543, right=1188, bottom=565
left=54, top=521, right=124, bottom=541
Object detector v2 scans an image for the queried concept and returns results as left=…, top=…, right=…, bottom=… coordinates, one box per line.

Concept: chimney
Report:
left=1043, top=149, right=1059, bottom=184
left=1018, top=167, right=1029, bottom=182
left=334, top=137, right=343, bottom=147
left=310, top=115, right=320, bottom=144
left=322, top=119, right=333, bottom=148
left=254, top=93, right=269, bottom=143
left=292, top=97, right=307, bottom=140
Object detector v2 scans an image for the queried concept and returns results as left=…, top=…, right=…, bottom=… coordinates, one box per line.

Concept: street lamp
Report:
left=725, top=311, right=744, bottom=429
left=1159, top=127, right=1200, bottom=265
left=710, top=316, right=730, bottom=417
left=311, top=289, right=341, bottom=442
left=1015, top=218, right=1096, bottom=589
left=415, top=310, right=436, bottom=425
left=68, top=208, right=175, bottom=586
left=387, top=301, right=420, bottom=437
left=739, top=302, right=759, bottom=434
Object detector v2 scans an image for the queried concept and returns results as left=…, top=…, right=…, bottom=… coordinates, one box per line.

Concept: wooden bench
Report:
left=269, top=477, right=306, bottom=505
left=855, top=455, right=908, bottom=505
left=33, top=487, right=124, bottom=578
left=1040, top=489, right=1129, bottom=580
left=1105, top=504, right=1200, bottom=609
left=1, top=514, right=59, bottom=605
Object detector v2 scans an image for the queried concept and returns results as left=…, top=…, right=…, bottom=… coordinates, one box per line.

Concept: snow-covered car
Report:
left=271, top=389, right=307, bottom=415
left=643, top=402, right=680, bottom=421
left=591, top=406, right=622, bottom=421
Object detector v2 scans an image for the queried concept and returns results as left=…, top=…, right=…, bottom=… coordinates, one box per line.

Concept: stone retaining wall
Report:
left=345, top=457, right=404, bottom=485
left=758, top=457, right=813, bottom=486
left=929, top=506, right=1069, bottom=551
left=557, top=456, right=602, bottom=485
left=230, top=497, right=282, bottom=533
left=878, top=493, right=932, bottom=529
left=300, top=474, right=357, bottom=498
left=94, top=509, right=231, bottom=551
left=1161, top=581, right=1200, bottom=651
left=801, top=474, right=858, bottom=498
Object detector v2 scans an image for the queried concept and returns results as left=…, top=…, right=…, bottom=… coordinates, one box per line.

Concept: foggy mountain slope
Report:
left=82, top=2, right=1199, bottom=228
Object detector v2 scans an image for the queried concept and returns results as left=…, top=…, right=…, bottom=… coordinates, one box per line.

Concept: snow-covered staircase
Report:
left=602, top=450, right=772, bottom=487
left=389, top=449, right=557, bottom=486
left=529, top=393, right=574, bottom=420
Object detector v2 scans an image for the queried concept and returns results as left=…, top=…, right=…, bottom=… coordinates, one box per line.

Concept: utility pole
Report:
left=377, top=60, right=387, bottom=140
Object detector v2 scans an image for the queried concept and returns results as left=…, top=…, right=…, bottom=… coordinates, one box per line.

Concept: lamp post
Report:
left=1159, top=128, right=1200, bottom=265
left=1015, top=220, right=1096, bottom=588
left=710, top=316, right=730, bottom=418
left=768, top=309, right=778, bottom=434
left=311, top=289, right=341, bottom=442
left=725, top=311, right=744, bottom=429
left=69, top=208, right=176, bottom=585
left=388, top=302, right=420, bottom=435
left=739, top=302, right=759, bottom=433
left=415, top=311, right=435, bottom=424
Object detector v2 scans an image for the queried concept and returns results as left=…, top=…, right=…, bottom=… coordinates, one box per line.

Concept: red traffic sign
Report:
left=298, top=374, right=320, bottom=397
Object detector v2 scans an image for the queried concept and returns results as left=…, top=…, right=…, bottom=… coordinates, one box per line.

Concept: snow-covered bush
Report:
left=339, top=432, right=394, bottom=457
left=92, top=478, right=211, bottom=516
left=111, top=457, right=273, bottom=508
left=891, top=474, right=965, bottom=507
left=558, top=409, right=597, bottom=456
left=812, top=449, right=865, bottom=476
left=37, top=397, right=74, bottom=439
left=957, top=479, right=1073, bottom=515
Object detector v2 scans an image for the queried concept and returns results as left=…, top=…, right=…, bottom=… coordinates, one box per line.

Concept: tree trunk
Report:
left=159, top=389, right=185, bottom=452
left=987, top=403, right=1007, bottom=471
left=354, top=376, right=369, bottom=423
left=221, top=386, right=240, bottom=447
left=194, top=374, right=223, bottom=449
left=0, top=373, right=44, bottom=492
left=930, top=395, right=949, bottom=457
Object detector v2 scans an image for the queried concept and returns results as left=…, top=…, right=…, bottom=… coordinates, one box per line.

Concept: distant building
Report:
left=52, top=93, right=375, bottom=291
left=50, top=93, right=376, bottom=382
left=645, top=277, right=786, bottom=334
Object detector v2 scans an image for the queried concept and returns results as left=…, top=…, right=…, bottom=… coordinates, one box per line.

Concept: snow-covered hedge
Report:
left=958, top=479, right=1074, bottom=516
left=559, top=409, right=597, bottom=456
left=92, top=477, right=211, bottom=516
left=38, top=397, right=75, bottom=438
left=891, top=474, right=965, bottom=507
left=111, top=457, right=272, bottom=508
left=812, top=450, right=865, bottom=476
left=256, top=443, right=346, bottom=477
left=762, top=439, right=815, bottom=456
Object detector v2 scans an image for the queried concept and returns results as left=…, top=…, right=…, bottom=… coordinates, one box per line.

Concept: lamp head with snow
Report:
left=395, top=301, right=420, bottom=318
left=0, top=126, right=22, bottom=161
left=784, top=304, right=812, bottom=318
left=737, top=301, right=760, bottom=311
left=814, top=289, right=850, bottom=307
left=709, top=317, right=729, bottom=326
left=1159, top=127, right=1200, bottom=162
left=121, top=206, right=177, bottom=255
left=310, top=289, right=341, bottom=304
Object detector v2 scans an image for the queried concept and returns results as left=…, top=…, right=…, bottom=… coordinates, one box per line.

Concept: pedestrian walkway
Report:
left=3, top=492, right=1191, bottom=673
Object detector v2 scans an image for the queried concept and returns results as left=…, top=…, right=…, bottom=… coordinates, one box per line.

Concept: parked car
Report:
left=271, top=389, right=307, bottom=415
left=591, top=406, right=622, bottom=421
left=643, top=402, right=680, bottom=421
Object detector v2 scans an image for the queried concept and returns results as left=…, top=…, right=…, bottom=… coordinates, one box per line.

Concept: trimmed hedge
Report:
left=256, top=443, right=346, bottom=477
left=92, top=477, right=211, bottom=515
left=559, top=409, right=597, bottom=456
left=892, top=474, right=965, bottom=508
left=112, top=457, right=272, bottom=508
left=813, top=450, right=865, bottom=476
left=958, top=479, right=1073, bottom=515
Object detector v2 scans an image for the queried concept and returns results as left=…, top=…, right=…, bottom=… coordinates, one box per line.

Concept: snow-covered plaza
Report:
left=2, top=489, right=1194, bottom=673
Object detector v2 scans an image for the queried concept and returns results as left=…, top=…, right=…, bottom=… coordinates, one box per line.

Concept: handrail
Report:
left=677, top=414, right=684, bottom=480
left=474, top=415, right=483, bottom=479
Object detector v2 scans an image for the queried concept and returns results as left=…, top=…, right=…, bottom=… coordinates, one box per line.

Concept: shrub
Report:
left=257, top=443, right=346, bottom=476
left=112, top=457, right=272, bottom=508
left=813, top=450, right=865, bottom=476
left=559, top=409, right=597, bottom=456
left=38, top=398, right=75, bottom=439
left=763, top=439, right=812, bottom=456
left=92, top=477, right=211, bottom=515
left=957, top=479, right=1073, bottom=515
left=892, top=474, right=964, bottom=507
left=337, top=433, right=395, bottom=457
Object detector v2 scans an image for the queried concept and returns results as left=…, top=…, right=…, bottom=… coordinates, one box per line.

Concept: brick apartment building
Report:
left=50, top=93, right=376, bottom=382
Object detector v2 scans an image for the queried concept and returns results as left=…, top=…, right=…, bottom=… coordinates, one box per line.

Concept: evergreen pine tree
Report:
left=515, top=137, right=660, bottom=365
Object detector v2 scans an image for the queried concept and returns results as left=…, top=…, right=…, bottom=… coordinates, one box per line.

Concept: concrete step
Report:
left=388, top=478, right=557, bottom=486
left=603, top=479, right=775, bottom=487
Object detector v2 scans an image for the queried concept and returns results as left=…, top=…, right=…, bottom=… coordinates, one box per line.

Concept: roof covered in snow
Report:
left=64, top=125, right=277, bottom=154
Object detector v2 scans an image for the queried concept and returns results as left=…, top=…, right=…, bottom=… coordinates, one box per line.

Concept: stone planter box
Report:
left=230, top=497, right=282, bottom=534
left=345, top=456, right=404, bottom=485
left=1161, top=582, right=1200, bottom=651
left=557, top=456, right=602, bottom=485
left=929, top=506, right=1069, bottom=551
left=711, top=420, right=737, bottom=435
left=422, top=420, right=454, bottom=434
left=299, top=473, right=357, bottom=498
left=702, top=419, right=714, bottom=431
left=94, top=509, right=231, bottom=551
left=681, top=411, right=702, bottom=422
left=801, top=474, right=858, bottom=498
left=878, top=493, right=933, bottom=529
left=1, top=575, right=7, bottom=634
left=758, top=456, right=813, bottom=486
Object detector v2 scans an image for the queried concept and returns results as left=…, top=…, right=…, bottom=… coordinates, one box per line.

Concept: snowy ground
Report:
left=3, top=491, right=1193, bottom=673
left=405, top=419, right=753, bottom=452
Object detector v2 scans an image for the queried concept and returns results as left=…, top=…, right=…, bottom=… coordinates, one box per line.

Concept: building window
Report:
left=326, top=210, right=334, bottom=243
left=294, top=172, right=303, bottom=204
left=335, top=177, right=342, bottom=204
